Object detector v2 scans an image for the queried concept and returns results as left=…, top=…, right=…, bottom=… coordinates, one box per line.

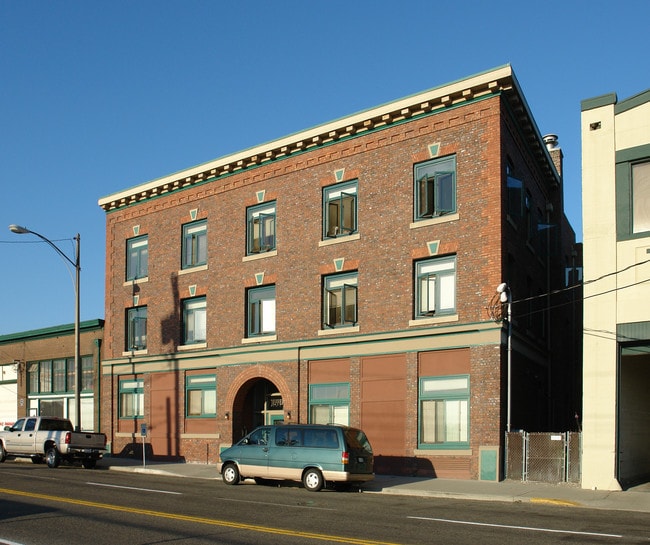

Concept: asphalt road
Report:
left=0, top=463, right=648, bottom=545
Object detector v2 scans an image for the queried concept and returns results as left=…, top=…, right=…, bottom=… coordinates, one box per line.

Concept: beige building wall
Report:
left=581, top=94, right=650, bottom=490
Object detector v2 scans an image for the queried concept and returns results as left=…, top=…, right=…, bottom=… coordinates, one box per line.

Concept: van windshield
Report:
left=344, top=428, right=373, bottom=454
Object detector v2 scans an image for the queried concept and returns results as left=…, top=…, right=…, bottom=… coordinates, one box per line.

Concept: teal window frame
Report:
left=52, top=358, right=66, bottom=393
left=28, top=363, right=39, bottom=394
left=126, top=306, right=148, bottom=351
left=632, top=160, right=650, bottom=234
left=182, top=220, right=207, bottom=269
left=415, top=256, right=456, bottom=318
left=29, top=357, right=93, bottom=394
left=414, top=155, right=456, bottom=220
left=119, top=379, right=144, bottom=419
left=616, top=145, right=650, bottom=240
left=39, top=360, right=52, bottom=393
left=323, top=180, right=358, bottom=238
left=126, top=235, right=149, bottom=280
left=247, top=202, right=276, bottom=254
left=323, top=272, right=358, bottom=328
left=309, top=383, right=350, bottom=425
left=246, top=285, right=276, bottom=337
left=81, top=355, right=93, bottom=392
left=418, top=374, right=470, bottom=449
left=182, top=297, right=207, bottom=345
left=186, top=374, right=217, bottom=418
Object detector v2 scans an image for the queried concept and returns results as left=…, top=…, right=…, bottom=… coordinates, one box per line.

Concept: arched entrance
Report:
left=231, top=378, right=284, bottom=440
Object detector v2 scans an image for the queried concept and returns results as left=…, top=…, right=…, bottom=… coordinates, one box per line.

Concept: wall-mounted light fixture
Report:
left=224, top=412, right=230, bottom=420
left=496, top=282, right=512, bottom=433
left=286, top=411, right=291, bottom=420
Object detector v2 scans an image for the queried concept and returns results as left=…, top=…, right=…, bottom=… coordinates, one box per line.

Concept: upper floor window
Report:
left=506, top=161, right=523, bottom=221
left=323, top=180, right=358, bottom=238
left=126, top=306, right=148, bottom=351
left=247, top=202, right=276, bottom=254
left=414, top=156, right=456, bottom=220
left=415, top=256, right=456, bottom=318
left=183, top=297, right=206, bottom=345
left=247, top=285, right=276, bottom=337
left=323, top=272, right=358, bottom=328
left=186, top=374, right=216, bottom=417
left=632, top=161, right=650, bottom=234
left=126, top=235, right=148, bottom=280
left=182, top=220, right=207, bottom=269
left=524, top=190, right=535, bottom=245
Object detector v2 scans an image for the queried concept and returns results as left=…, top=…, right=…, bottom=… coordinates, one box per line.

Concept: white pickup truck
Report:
left=0, top=416, right=106, bottom=469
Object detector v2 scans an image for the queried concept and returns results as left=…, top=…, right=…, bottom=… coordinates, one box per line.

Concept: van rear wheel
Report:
left=302, top=468, right=324, bottom=492
left=222, top=463, right=240, bottom=485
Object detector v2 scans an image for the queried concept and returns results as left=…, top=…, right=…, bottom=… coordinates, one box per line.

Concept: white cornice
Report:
left=99, top=65, right=527, bottom=212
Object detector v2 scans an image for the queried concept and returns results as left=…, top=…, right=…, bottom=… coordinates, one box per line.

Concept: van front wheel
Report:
left=302, top=468, right=324, bottom=492
left=222, top=463, right=240, bottom=485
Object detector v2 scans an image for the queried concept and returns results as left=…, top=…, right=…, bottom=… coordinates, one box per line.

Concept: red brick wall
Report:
left=103, top=97, right=505, bottom=357
left=100, top=91, right=577, bottom=476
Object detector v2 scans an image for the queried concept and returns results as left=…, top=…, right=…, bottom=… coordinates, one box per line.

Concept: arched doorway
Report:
left=232, top=378, right=283, bottom=440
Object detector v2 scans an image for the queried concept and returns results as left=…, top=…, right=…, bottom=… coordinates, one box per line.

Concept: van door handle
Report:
left=262, top=447, right=269, bottom=452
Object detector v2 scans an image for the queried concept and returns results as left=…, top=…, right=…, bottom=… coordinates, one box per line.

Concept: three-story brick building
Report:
left=98, top=65, right=580, bottom=478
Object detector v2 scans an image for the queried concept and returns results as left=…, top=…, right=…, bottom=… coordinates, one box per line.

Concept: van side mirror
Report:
left=4, top=426, right=11, bottom=432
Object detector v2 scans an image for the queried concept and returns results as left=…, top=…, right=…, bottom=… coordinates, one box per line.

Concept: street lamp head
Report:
left=496, top=282, right=508, bottom=294
left=9, top=224, right=30, bottom=234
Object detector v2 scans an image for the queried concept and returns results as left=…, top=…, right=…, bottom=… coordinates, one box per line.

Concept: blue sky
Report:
left=0, top=0, right=648, bottom=335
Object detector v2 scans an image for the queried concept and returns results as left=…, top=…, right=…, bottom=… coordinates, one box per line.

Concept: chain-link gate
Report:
left=505, top=431, right=581, bottom=483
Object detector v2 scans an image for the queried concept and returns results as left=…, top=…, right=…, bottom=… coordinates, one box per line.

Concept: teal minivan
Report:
left=218, top=424, right=374, bottom=491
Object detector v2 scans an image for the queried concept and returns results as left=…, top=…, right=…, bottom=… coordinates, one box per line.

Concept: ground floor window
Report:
left=309, top=383, right=350, bottom=425
left=119, top=379, right=144, bottom=418
left=419, top=375, right=469, bottom=448
left=186, top=374, right=216, bottom=417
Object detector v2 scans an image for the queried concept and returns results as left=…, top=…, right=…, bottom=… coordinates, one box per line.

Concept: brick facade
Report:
left=99, top=66, right=580, bottom=479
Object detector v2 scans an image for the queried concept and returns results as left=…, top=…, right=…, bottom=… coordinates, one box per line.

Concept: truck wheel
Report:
left=302, top=468, right=324, bottom=492
left=222, top=463, right=240, bottom=485
left=82, top=459, right=97, bottom=469
left=0, top=443, right=6, bottom=463
left=46, top=447, right=61, bottom=468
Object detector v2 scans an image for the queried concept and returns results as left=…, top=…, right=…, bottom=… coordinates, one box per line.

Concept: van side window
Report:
left=275, top=428, right=302, bottom=446
left=247, top=428, right=269, bottom=445
left=303, top=429, right=340, bottom=448
left=275, top=428, right=288, bottom=446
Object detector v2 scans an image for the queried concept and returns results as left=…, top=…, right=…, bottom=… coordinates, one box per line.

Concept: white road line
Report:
left=86, top=482, right=182, bottom=495
left=211, top=496, right=336, bottom=511
left=407, top=516, right=623, bottom=539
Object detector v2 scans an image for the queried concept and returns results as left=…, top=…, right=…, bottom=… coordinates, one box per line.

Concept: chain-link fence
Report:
left=505, top=431, right=581, bottom=483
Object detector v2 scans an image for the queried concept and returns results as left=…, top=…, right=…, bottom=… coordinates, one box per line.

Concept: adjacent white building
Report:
left=581, top=89, right=650, bottom=490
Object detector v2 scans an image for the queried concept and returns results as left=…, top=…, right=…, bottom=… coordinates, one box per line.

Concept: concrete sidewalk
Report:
left=99, top=456, right=650, bottom=513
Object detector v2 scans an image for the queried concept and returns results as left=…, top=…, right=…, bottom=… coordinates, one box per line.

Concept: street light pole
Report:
left=9, top=225, right=82, bottom=431
left=496, top=282, right=512, bottom=433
